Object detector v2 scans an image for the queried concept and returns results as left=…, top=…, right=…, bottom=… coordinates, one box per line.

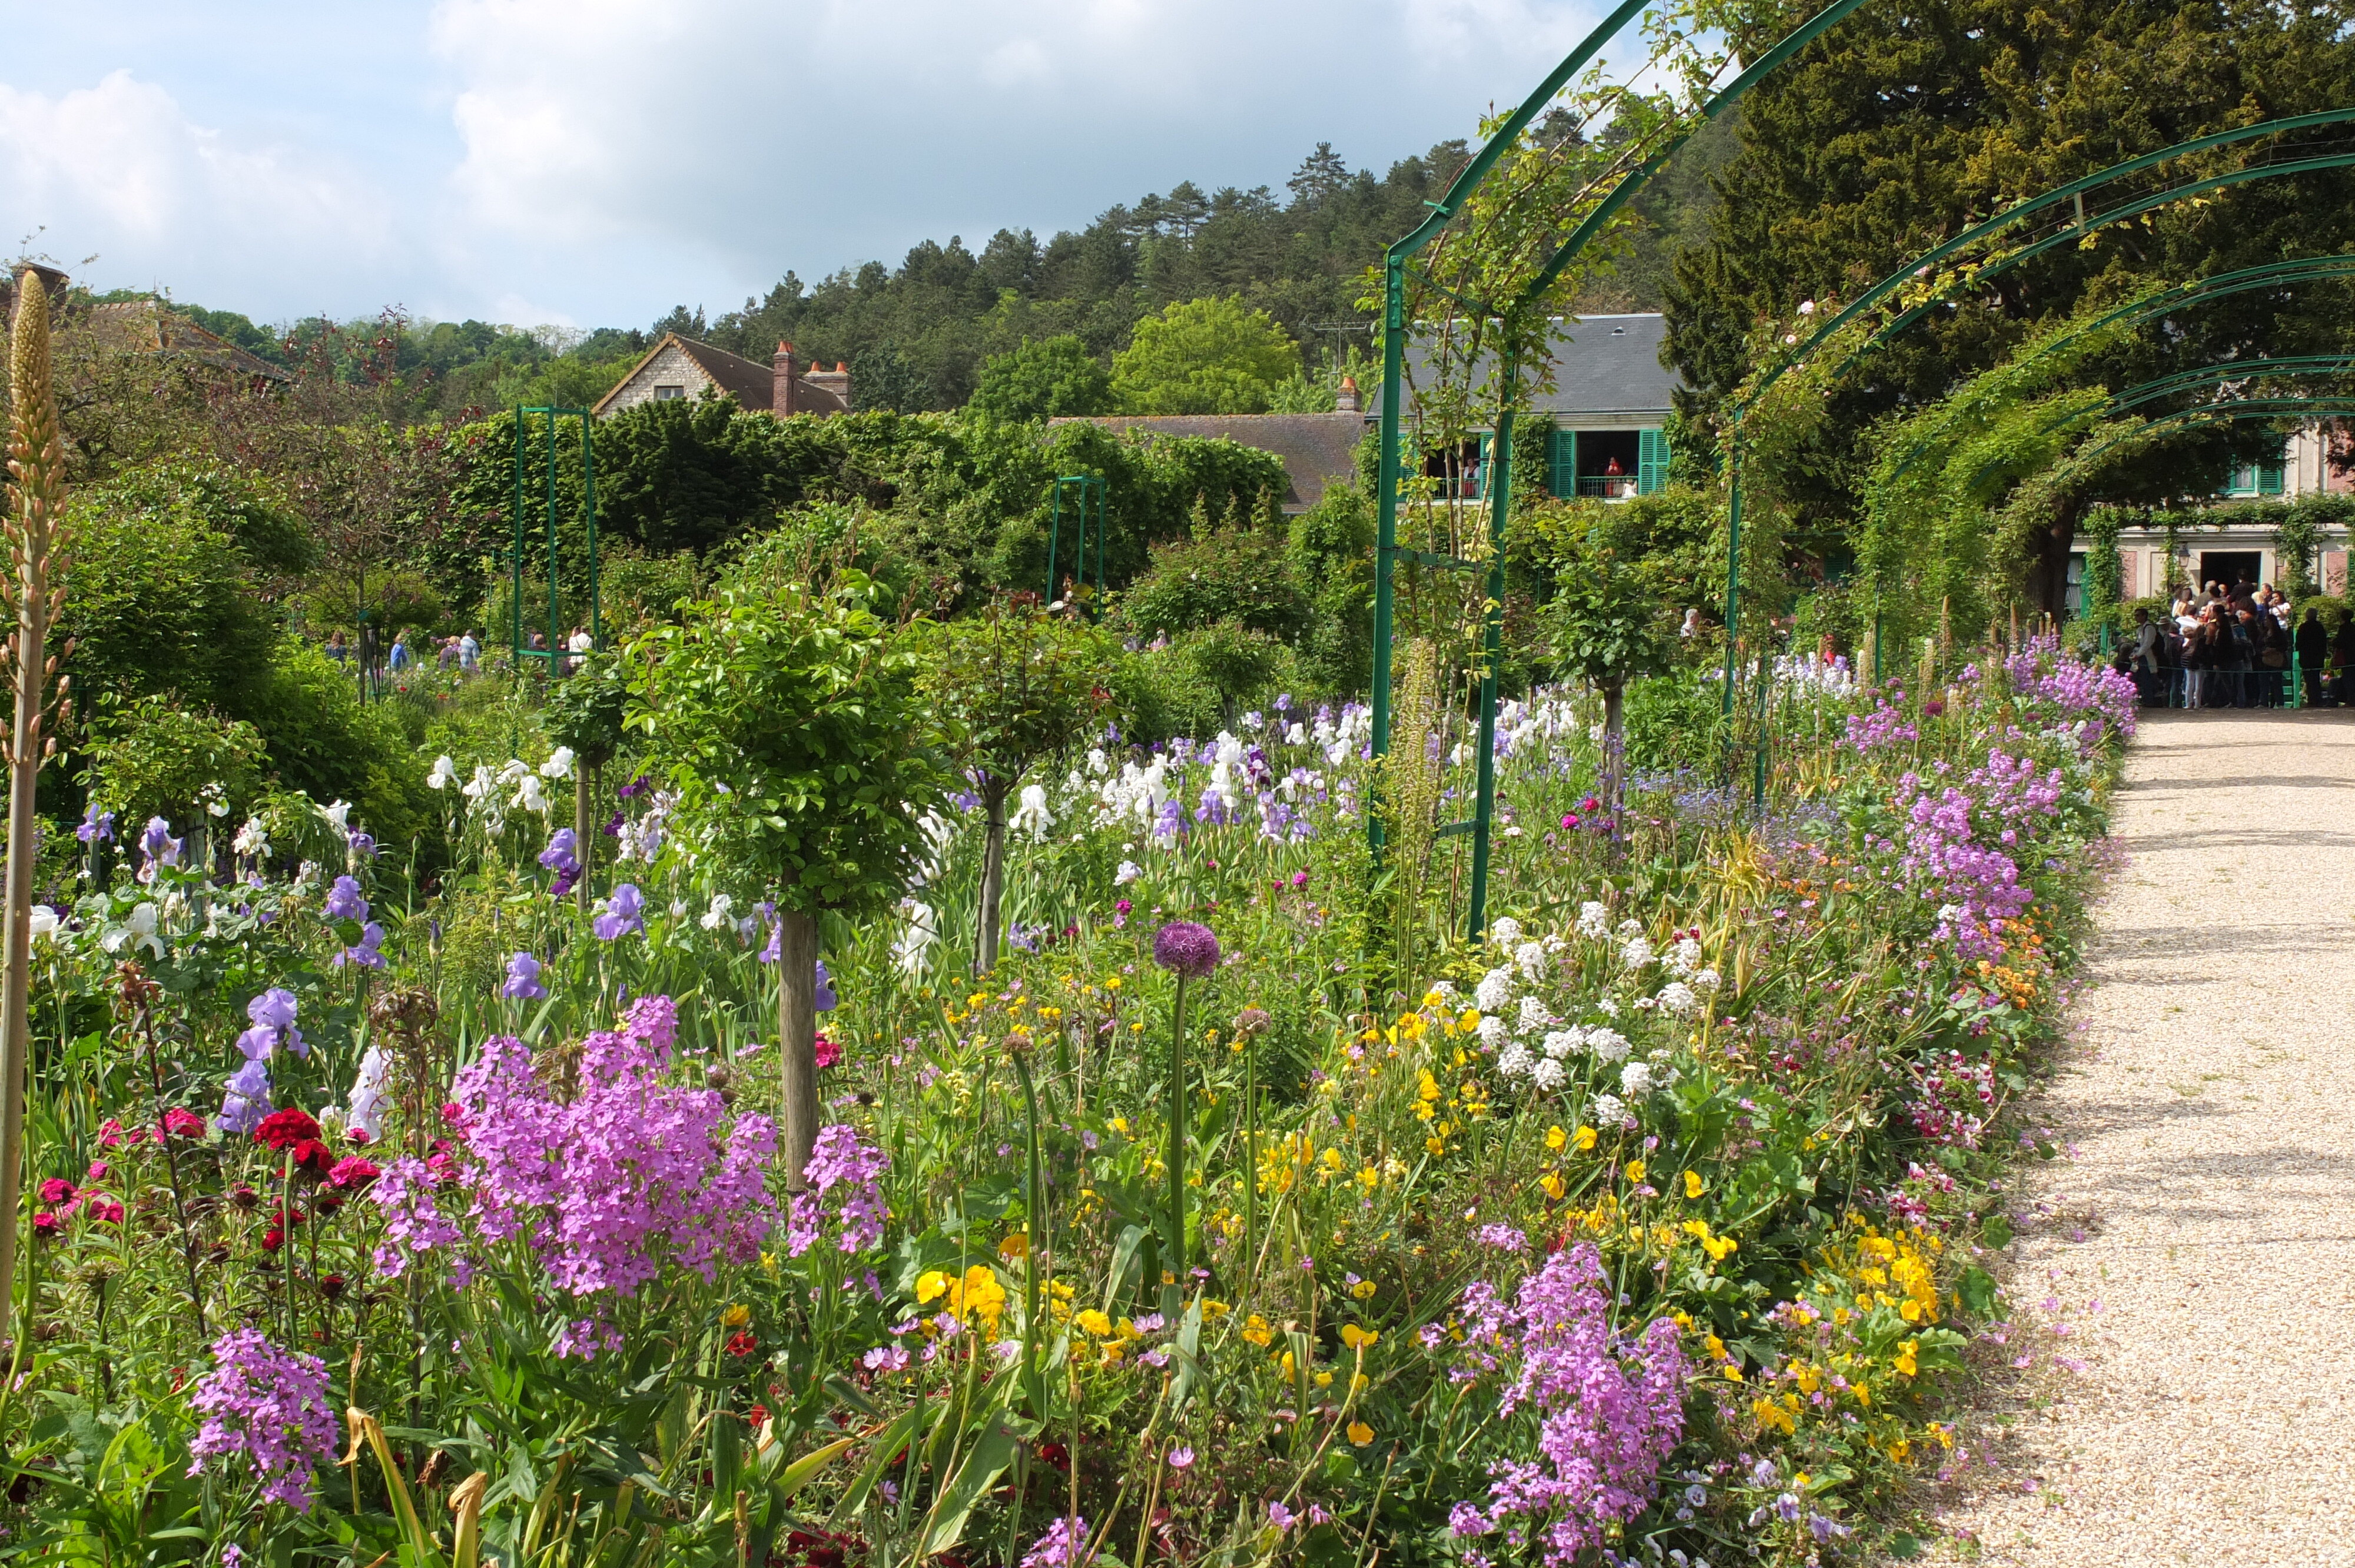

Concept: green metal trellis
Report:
left=1045, top=474, right=1107, bottom=611
left=1368, top=0, right=1873, bottom=940
left=510, top=406, right=601, bottom=670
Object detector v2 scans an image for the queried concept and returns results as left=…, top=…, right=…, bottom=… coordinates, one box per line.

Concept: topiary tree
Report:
left=923, top=597, right=1114, bottom=972
left=631, top=537, right=947, bottom=1184
left=1532, top=503, right=1678, bottom=821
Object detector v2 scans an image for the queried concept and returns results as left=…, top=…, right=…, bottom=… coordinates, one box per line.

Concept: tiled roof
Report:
left=593, top=333, right=849, bottom=416
left=1368, top=313, right=1681, bottom=420
left=85, top=299, right=291, bottom=382
left=1049, top=412, right=1364, bottom=512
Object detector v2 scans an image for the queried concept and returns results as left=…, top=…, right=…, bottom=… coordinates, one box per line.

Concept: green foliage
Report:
left=1110, top=295, right=1299, bottom=414
left=1112, top=520, right=1307, bottom=645
left=967, top=336, right=1115, bottom=424
left=240, top=639, right=427, bottom=843
left=923, top=601, right=1116, bottom=797
left=1527, top=501, right=1680, bottom=690
left=544, top=652, right=631, bottom=771
left=56, top=461, right=287, bottom=715
left=1288, top=481, right=1378, bottom=695
left=631, top=537, right=947, bottom=917
left=82, top=697, right=267, bottom=831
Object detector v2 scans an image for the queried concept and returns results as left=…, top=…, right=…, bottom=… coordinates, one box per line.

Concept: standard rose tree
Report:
left=629, top=536, right=945, bottom=1184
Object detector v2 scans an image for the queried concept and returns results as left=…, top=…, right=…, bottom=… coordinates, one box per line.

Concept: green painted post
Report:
left=1720, top=426, right=1744, bottom=718
left=1466, top=365, right=1514, bottom=941
left=543, top=409, right=560, bottom=664
left=510, top=408, right=526, bottom=667
left=1368, top=254, right=1406, bottom=859
left=583, top=413, right=601, bottom=651
left=1046, top=483, right=1062, bottom=602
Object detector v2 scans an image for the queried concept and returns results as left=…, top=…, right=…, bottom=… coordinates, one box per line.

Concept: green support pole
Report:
left=544, top=408, right=560, bottom=663
left=1465, top=366, right=1514, bottom=941
left=1720, top=426, right=1744, bottom=718
left=1094, top=479, right=1107, bottom=604
left=1046, top=483, right=1061, bottom=602
left=510, top=408, right=526, bottom=669
left=1368, top=254, right=1406, bottom=858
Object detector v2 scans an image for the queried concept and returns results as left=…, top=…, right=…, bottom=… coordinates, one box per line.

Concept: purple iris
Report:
left=347, top=830, right=377, bottom=862
left=237, top=987, right=306, bottom=1060
left=331, top=922, right=386, bottom=970
left=502, top=952, right=548, bottom=1000
left=538, top=828, right=580, bottom=875
left=325, top=875, right=368, bottom=922
left=593, top=883, right=645, bottom=941
left=77, top=803, right=115, bottom=844
left=815, top=958, right=837, bottom=1012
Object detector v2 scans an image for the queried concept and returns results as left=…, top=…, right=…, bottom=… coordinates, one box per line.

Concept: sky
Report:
left=0, top=0, right=1618, bottom=336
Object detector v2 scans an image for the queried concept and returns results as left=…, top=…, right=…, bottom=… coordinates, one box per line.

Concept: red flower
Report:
left=254, top=1108, right=322, bottom=1151
left=261, top=1225, right=286, bottom=1253
left=37, top=1178, right=74, bottom=1207
left=85, top=1160, right=112, bottom=1184
left=814, top=1032, right=841, bottom=1069
left=747, top=1403, right=770, bottom=1429
left=85, top=1197, right=123, bottom=1224
left=289, top=1138, right=334, bottom=1177
left=319, top=1274, right=347, bottom=1301
left=329, top=1155, right=381, bottom=1191
left=724, top=1331, right=758, bottom=1357
left=162, top=1108, right=206, bottom=1139
left=31, top=1212, right=59, bottom=1239
left=96, top=1118, right=125, bottom=1148
left=228, top=1182, right=260, bottom=1211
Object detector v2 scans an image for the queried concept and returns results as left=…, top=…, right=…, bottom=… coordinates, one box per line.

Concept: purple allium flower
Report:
left=76, top=802, right=114, bottom=844
left=503, top=952, right=548, bottom=1001
left=1442, top=1243, right=1686, bottom=1566
left=1021, top=1516, right=1096, bottom=1568
left=593, top=883, right=645, bottom=941
left=1152, top=921, right=1219, bottom=979
left=185, top=1328, right=339, bottom=1513
left=324, top=875, right=367, bottom=922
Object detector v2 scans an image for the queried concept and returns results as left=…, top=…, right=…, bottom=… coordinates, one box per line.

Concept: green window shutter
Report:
left=1475, top=432, right=1492, bottom=498
left=1637, top=427, right=1669, bottom=495
left=1550, top=428, right=1577, bottom=497
left=2259, top=457, right=2286, bottom=496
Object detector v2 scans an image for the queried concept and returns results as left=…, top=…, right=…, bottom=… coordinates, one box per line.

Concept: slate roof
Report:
left=1368, top=313, right=1681, bottom=421
left=1048, top=412, right=1364, bottom=513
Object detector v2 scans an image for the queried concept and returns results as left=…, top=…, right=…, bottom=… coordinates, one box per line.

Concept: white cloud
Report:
left=0, top=70, right=402, bottom=313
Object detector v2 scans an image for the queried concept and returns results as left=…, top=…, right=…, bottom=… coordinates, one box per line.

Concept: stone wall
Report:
left=602, top=343, right=712, bottom=416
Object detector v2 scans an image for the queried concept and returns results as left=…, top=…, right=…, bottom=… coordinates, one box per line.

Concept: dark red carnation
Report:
left=254, top=1108, right=322, bottom=1151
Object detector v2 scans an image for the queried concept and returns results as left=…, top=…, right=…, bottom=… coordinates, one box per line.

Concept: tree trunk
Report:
left=977, top=779, right=1010, bottom=975
left=573, top=764, right=593, bottom=912
left=776, top=908, right=820, bottom=1190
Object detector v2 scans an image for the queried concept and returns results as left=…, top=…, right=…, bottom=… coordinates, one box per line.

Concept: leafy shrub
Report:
left=241, top=639, right=427, bottom=844
left=82, top=696, right=267, bottom=832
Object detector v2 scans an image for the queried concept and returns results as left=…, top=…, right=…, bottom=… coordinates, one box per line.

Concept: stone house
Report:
left=593, top=334, right=850, bottom=419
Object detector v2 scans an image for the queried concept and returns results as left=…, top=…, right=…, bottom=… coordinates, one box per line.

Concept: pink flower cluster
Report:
left=787, top=1124, right=889, bottom=1257
left=399, top=995, right=778, bottom=1332
left=1445, top=1244, right=1687, bottom=1566
left=185, top=1328, right=340, bottom=1513
left=1886, top=772, right=2033, bottom=961
left=1841, top=695, right=1919, bottom=755
left=2004, top=636, right=2137, bottom=744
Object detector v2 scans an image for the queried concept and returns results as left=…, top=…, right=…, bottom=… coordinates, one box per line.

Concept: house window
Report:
left=652, top=384, right=686, bottom=401
left=2064, top=551, right=2087, bottom=615
left=2220, top=437, right=2286, bottom=497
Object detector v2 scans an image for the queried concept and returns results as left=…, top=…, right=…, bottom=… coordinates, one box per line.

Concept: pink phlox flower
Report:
left=185, top=1328, right=339, bottom=1513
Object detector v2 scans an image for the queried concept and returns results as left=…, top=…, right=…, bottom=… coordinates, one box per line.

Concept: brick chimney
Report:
left=772, top=341, right=798, bottom=416
left=1336, top=375, right=1361, bottom=414
left=804, top=359, right=853, bottom=410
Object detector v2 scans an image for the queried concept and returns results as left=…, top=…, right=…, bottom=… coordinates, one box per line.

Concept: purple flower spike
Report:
left=1152, top=921, right=1219, bottom=979
left=186, top=1328, right=339, bottom=1513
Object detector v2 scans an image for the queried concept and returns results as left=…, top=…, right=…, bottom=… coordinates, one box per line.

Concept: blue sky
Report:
left=2, top=0, right=1616, bottom=335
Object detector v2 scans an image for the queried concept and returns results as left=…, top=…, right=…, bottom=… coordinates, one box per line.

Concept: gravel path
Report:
left=1913, top=707, right=2355, bottom=1565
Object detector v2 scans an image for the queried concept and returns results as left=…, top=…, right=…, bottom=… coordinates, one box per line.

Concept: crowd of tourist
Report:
left=321, top=625, right=597, bottom=689
left=2121, top=575, right=2355, bottom=707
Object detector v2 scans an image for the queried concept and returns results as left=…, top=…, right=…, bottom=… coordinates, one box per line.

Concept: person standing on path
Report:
left=2297, top=609, right=2329, bottom=706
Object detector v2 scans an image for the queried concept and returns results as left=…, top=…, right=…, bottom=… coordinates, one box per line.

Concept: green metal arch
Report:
left=2051, top=397, right=2355, bottom=490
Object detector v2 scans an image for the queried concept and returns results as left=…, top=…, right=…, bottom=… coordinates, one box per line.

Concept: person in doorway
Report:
left=2297, top=608, right=2330, bottom=706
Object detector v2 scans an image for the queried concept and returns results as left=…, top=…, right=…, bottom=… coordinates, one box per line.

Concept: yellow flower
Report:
left=1545, top=1125, right=1567, bottom=1151
left=1683, top=1171, right=1704, bottom=1199
left=1104, top=975, right=1122, bottom=990
left=1894, top=1339, right=1919, bottom=1377
left=1110, top=1117, right=1130, bottom=1135
left=1201, top=1299, right=1230, bottom=1318
left=1074, top=1309, right=1113, bottom=1337
left=1417, top=1071, right=1442, bottom=1104
left=1322, top=1148, right=1346, bottom=1173
left=1539, top=1170, right=1566, bottom=1200
left=1458, top=1008, right=1481, bottom=1032
left=1425, top=1135, right=1445, bottom=1156
left=1346, top=1421, right=1374, bottom=1446
left=1624, top=1160, right=1646, bottom=1184
left=1722, top=1364, right=1744, bottom=1383
left=1241, top=1314, right=1273, bottom=1347
left=1279, top=1350, right=1297, bottom=1376
left=999, top=1233, right=1030, bottom=1260
left=946, top=1265, right=1008, bottom=1331
left=1573, top=1125, right=1598, bottom=1151
left=1339, top=1324, right=1376, bottom=1350
left=916, top=1270, right=949, bottom=1304
left=759, top=1253, right=779, bottom=1277
left=1350, top=1278, right=1376, bottom=1300
left=722, top=1303, right=751, bottom=1328
left=1752, top=1397, right=1795, bottom=1434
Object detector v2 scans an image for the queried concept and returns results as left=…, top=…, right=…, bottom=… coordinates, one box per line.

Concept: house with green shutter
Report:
left=1369, top=313, right=1681, bottom=501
